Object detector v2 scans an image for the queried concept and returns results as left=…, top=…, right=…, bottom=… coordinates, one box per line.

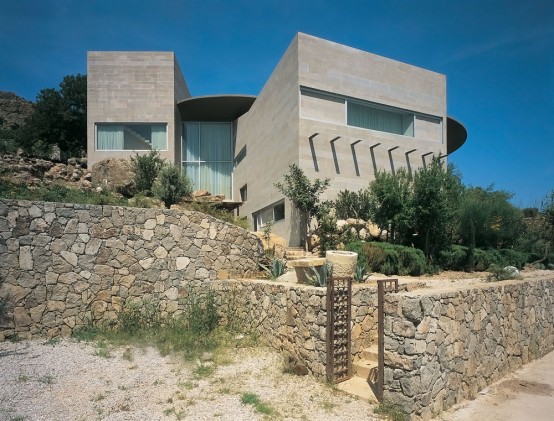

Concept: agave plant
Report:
left=306, top=263, right=333, bottom=287
left=259, top=258, right=287, bottom=280
left=354, top=262, right=370, bottom=282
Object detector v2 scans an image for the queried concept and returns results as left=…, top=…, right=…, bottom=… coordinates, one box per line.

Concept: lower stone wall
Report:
left=208, top=279, right=329, bottom=377
left=0, top=199, right=261, bottom=339
left=383, top=277, right=554, bottom=420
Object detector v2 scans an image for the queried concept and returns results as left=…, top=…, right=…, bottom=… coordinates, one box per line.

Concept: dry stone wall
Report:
left=0, top=199, right=261, bottom=339
left=382, top=278, right=554, bottom=420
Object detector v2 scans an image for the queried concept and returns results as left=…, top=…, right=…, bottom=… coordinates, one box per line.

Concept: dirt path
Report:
left=436, top=350, right=554, bottom=421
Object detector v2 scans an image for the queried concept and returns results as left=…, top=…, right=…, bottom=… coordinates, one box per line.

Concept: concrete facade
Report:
left=86, top=34, right=465, bottom=247
left=87, top=51, right=190, bottom=167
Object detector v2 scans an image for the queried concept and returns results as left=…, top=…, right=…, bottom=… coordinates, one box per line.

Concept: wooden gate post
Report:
left=377, top=278, right=398, bottom=401
left=326, top=276, right=352, bottom=383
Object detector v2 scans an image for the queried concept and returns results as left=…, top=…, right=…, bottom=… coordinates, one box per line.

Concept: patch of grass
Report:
left=43, top=337, right=61, bottom=346
left=179, top=380, right=196, bottom=390
left=93, top=341, right=112, bottom=358
left=320, top=399, right=335, bottom=411
left=374, top=403, right=409, bottom=421
left=240, top=392, right=275, bottom=416
left=91, top=393, right=105, bottom=402
left=17, top=373, right=29, bottom=383
left=37, top=374, right=55, bottom=385
left=163, top=407, right=185, bottom=420
left=193, top=363, right=215, bottom=379
left=121, top=347, right=134, bottom=361
left=72, top=325, right=99, bottom=342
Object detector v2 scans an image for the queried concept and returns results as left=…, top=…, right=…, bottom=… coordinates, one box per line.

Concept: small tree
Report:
left=411, top=158, right=463, bottom=262
left=274, top=164, right=330, bottom=249
left=368, top=168, right=412, bottom=244
left=152, top=165, right=193, bottom=208
left=131, top=150, right=165, bottom=195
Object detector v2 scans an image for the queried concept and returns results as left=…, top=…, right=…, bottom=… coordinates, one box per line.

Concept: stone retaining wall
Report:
left=0, top=199, right=261, bottom=339
left=383, top=277, right=554, bottom=420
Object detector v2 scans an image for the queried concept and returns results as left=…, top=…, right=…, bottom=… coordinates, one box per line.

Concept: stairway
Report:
left=285, top=247, right=312, bottom=261
left=336, top=344, right=379, bottom=403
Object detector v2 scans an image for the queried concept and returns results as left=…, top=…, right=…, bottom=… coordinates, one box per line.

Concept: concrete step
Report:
left=361, top=344, right=378, bottom=361
left=354, top=358, right=378, bottom=381
left=336, top=375, right=378, bottom=403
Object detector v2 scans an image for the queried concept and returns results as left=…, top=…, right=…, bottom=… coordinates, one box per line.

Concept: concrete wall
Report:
left=87, top=51, right=190, bottom=168
left=233, top=36, right=301, bottom=245
left=296, top=33, right=447, bottom=202
left=233, top=33, right=448, bottom=246
left=382, top=278, right=554, bottom=420
left=0, top=199, right=260, bottom=339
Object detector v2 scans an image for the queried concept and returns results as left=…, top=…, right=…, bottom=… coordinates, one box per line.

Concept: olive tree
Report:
left=274, top=164, right=329, bottom=249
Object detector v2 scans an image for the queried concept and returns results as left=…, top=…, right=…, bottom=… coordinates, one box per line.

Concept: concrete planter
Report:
left=326, top=250, right=358, bottom=278
left=288, top=258, right=326, bottom=285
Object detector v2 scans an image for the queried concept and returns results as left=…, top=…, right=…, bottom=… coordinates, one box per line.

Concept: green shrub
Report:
left=182, top=288, right=218, bottom=335
left=186, top=201, right=248, bottom=229
left=334, top=189, right=372, bottom=220
left=344, top=240, right=368, bottom=269
left=438, top=245, right=469, bottom=271
left=130, top=150, right=165, bottom=195
left=361, top=242, right=426, bottom=276
left=152, top=164, right=193, bottom=208
left=498, top=249, right=528, bottom=269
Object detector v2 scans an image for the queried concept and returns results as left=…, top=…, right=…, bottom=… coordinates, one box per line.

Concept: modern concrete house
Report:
left=87, top=33, right=466, bottom=246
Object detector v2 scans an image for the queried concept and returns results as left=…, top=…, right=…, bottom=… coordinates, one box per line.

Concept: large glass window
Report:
left=347, top=102, right=414, bottom=136
left=96, top=123, right=167, bottom=150
left=182, top=122, right=233, bottom=197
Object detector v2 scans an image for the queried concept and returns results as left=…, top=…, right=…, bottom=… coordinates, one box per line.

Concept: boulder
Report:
left=91, top=158, right=135, bottom=196
left=366, top=221, right=381, bottom=239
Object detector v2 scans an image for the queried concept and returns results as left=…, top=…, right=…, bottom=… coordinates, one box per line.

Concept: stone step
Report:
left=336, top=375, right=378, bottom=403
left=353, top=358, right=379, bottom=380
left=361, top=344, right=378, bottom=361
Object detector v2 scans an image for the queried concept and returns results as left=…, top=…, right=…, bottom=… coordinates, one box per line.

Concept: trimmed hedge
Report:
left=360, top=242, right=427, bottom=276
left=439, top=245, right=528, bottom=271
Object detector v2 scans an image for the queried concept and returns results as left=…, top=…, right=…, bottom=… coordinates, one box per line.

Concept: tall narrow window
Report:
left=182, top=122, right=233, bottom=198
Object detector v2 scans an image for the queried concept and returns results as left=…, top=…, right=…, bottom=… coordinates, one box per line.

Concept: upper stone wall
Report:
left=0, top=199, right=261, bottom=338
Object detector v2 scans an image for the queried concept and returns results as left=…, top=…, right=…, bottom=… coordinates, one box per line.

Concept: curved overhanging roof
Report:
left=178, top=95, right=256, bottom=122
left=447, top=116, right=467, bottom=154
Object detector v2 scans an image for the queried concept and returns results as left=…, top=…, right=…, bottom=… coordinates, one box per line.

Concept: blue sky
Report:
left=1, top=0, right=552, bottom=208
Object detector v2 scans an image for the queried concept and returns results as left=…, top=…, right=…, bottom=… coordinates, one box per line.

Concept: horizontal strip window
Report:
left=347, top=101, right=414, bottom=137
left=300, top=86, right=442, bottom=138
left=96, top=123, right=167, bottom=151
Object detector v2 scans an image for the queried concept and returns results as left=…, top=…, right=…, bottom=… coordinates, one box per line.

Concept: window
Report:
left=253, top=200, right=285, bottom=230
left=234, top=146, right=246, bottom=167
left=96, top=123, right=167, bottom=150
left=182, top=122, right=233, bottom=198
left=347, top=102, right=414, bottom=136
left=240, top=184, right=247, bottom=202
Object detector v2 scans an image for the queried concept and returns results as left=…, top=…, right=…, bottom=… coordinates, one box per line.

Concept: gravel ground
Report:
left=368, top=268, right=554, bottom=291
left=0, top=339, right=382, bottom=421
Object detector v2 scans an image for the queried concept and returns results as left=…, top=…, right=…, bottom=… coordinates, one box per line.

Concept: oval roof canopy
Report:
left=178, top=95, right=256, bottom=122
left=447, top=116, right=467, bottom=154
